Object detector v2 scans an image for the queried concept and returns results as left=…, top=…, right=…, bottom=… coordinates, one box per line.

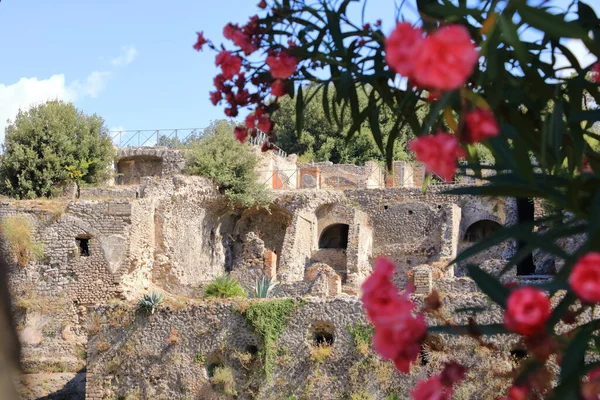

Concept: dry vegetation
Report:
left=1, top=215, right=44, bottom=267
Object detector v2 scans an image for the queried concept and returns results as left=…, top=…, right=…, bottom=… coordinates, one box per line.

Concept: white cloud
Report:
left=111, top=46, right=137, bottom=66
left=554, top=39, right=597, bottom=77
left=69, top=71, right=111, bottom=98
left=0, top=70, right=111, bottom=142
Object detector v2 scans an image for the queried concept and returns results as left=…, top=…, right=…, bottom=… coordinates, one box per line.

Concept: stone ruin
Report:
left=5, top=146, right=570, bottom=399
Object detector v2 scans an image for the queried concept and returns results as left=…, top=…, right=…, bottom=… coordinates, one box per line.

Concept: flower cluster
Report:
left=386, top=23, right=500, bottom=182
left=385, top=23, right=478, bottom=91
left=196, top=11, right=299, bottom=148
left=361, top=257, right=427, bottom=373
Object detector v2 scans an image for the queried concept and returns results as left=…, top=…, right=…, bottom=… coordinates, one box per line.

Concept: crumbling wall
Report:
left=86, top=295, right=518, bottom=400
left=115, top=148, right=186, bottom=185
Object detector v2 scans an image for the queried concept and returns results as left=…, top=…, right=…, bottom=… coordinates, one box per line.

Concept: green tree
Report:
left=185, top=119, right=271, bottom=208
left=1, top=100, right=115, bottom=199
left=273, top=84, right=419, bottom=165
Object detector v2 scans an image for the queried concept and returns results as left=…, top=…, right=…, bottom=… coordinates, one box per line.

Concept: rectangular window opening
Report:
left=76, top=238, right=90, bottom=257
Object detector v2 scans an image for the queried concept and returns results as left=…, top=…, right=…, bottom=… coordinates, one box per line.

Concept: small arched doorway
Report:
left=319, top=224, right=349, bottom=249
left=463, top=220, right=502, bottom=243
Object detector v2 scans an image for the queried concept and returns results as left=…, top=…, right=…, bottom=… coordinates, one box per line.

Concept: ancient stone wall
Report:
left=85, top=294, right=517, bottom=400
left=115, top=148, right=186, bottom=185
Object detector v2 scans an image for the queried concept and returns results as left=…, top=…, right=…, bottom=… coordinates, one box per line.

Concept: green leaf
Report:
left=516, top=4, right=589, bottom=39
left=570, top=109, right=600, bottom=124
left=559, top=323, right=595, bottom=383
left=428, top=323, right=507, bottom=335
left=466, top=264, right=509, bottom=308
left=549, top=100, right=565, bottom=160
left=499, top=15, right=530, bottom=68
left=368, top=97, right=384, bottom=154
left=578, top=1, right=599, bottom=31
left=295, top=85, right=304, bottom=138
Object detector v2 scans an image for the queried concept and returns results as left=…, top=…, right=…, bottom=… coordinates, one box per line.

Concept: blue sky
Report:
left=0, top=0, right=597, bottom=144
left=0, top=0, right=406, bottom=143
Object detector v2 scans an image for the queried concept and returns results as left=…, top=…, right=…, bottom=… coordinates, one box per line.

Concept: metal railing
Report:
left=256, top=166, right=463, bottom=191
left=247, top=130, right=288, bottom=158
left=110, top=127, right=288, bottom=157
left=110, top=128, right=205, bottom=148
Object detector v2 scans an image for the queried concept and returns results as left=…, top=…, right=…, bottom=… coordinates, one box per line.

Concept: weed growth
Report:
left=1, top=215, right=44, bottom=267
left=242, top=298, right=295, bottom=378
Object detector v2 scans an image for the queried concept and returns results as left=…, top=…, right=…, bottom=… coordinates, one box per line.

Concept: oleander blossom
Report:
left=384, top=23, right=478, bottom=91
left=193, top=32, right=207, bottom=51
left=464, top=108, right=500, bottom=143
left=569, top=252, right=600, bottom=303
left=271, top=79, right=286, bottom=97
left=411, top=362, right=466, bottom=400
left=582, top=367, right=600, bottom=400
left=233, top=126, right=248, bottom=143
left=385, top=22, right=424, bottom=77
left=266, top=50, right=298, bottom=79
left=361, top=257, right=426, bottom=373
left=215, top=50, right=242, bottom=80
left=591, top=62, right=600, bottom=84
left=504, top=287, right=551, bottom=336
left=408, top=132, right=465, bottom=182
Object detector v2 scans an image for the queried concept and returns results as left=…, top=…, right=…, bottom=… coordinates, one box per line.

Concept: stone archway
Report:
left=318, top=224, right=349, bottom=249
left=463, top=219, right=502, bottom=243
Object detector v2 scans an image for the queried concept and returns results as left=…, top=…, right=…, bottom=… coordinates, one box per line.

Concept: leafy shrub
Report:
left=248, top=274, right=280, bottom=298
left=1, top=216, right=44, bottom=267
left=0, top=100, right=114, bottom=199
left=138, top=292, right=163, bottom=314
left=184, top=119, right=271, bottom=208
left=203, top=274, right=247, bottom=299
left=211, top=366, right=237, bottom=396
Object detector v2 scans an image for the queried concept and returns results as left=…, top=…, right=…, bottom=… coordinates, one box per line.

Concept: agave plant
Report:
left=248, top=274, right=280, bottom=299
left=138, top=292, right=163, bottom=314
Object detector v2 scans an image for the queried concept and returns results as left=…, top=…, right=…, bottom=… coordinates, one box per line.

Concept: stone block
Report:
left=264, top=250, right=277, bottom=279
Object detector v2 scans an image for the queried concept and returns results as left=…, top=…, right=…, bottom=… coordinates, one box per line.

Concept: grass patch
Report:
left=348, top=323, right=374, bottom=355
left=211, top=366, right=237, bottom=396
left=241, top=299, right=295, bottom=378
left=1, top=215, right=44, bottom=267
left=204, top=275, right=247, bottom=299
left=310, top=343, right=333, bottom=363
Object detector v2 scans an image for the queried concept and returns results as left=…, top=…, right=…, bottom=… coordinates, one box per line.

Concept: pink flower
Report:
left=412, top=363, right=466, bottom=400
left=361, top=257, right=426, bottom=373
left=408, top=132, right=464, bottom=182
left=234, top=126, right=248, bottom=143
left=266, top=51, right=298, bottom=79
left=504, top=287, right=551, bottom=336
left=464, top=108, right=500, bottom=143
left=215, top=51, right=242, bottom=80
left=209, top=91, right=222, bottom=106
left=271, top=79, right=286, bottom=97
left=591, top=62, right=600, bottom=84
left=223, top=23, right=237, bottom=40
left=258, top=116, right=273, bottom=132
left=231, top=30, right=257, bottom=55
left=569, top=252, right=600, bottom=303
left=582, top=367, right=600, bottom=400
left=245, top=114, right=256, bottom=129
left=213, top=74, right=226, bottom=91
left=193, top=32, right=207, bottom=51
left=411, top=376, right=450, bottom=400
left=385, top=22, right=424, bottom=77
left=412, top=25, right=478, bottom=91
